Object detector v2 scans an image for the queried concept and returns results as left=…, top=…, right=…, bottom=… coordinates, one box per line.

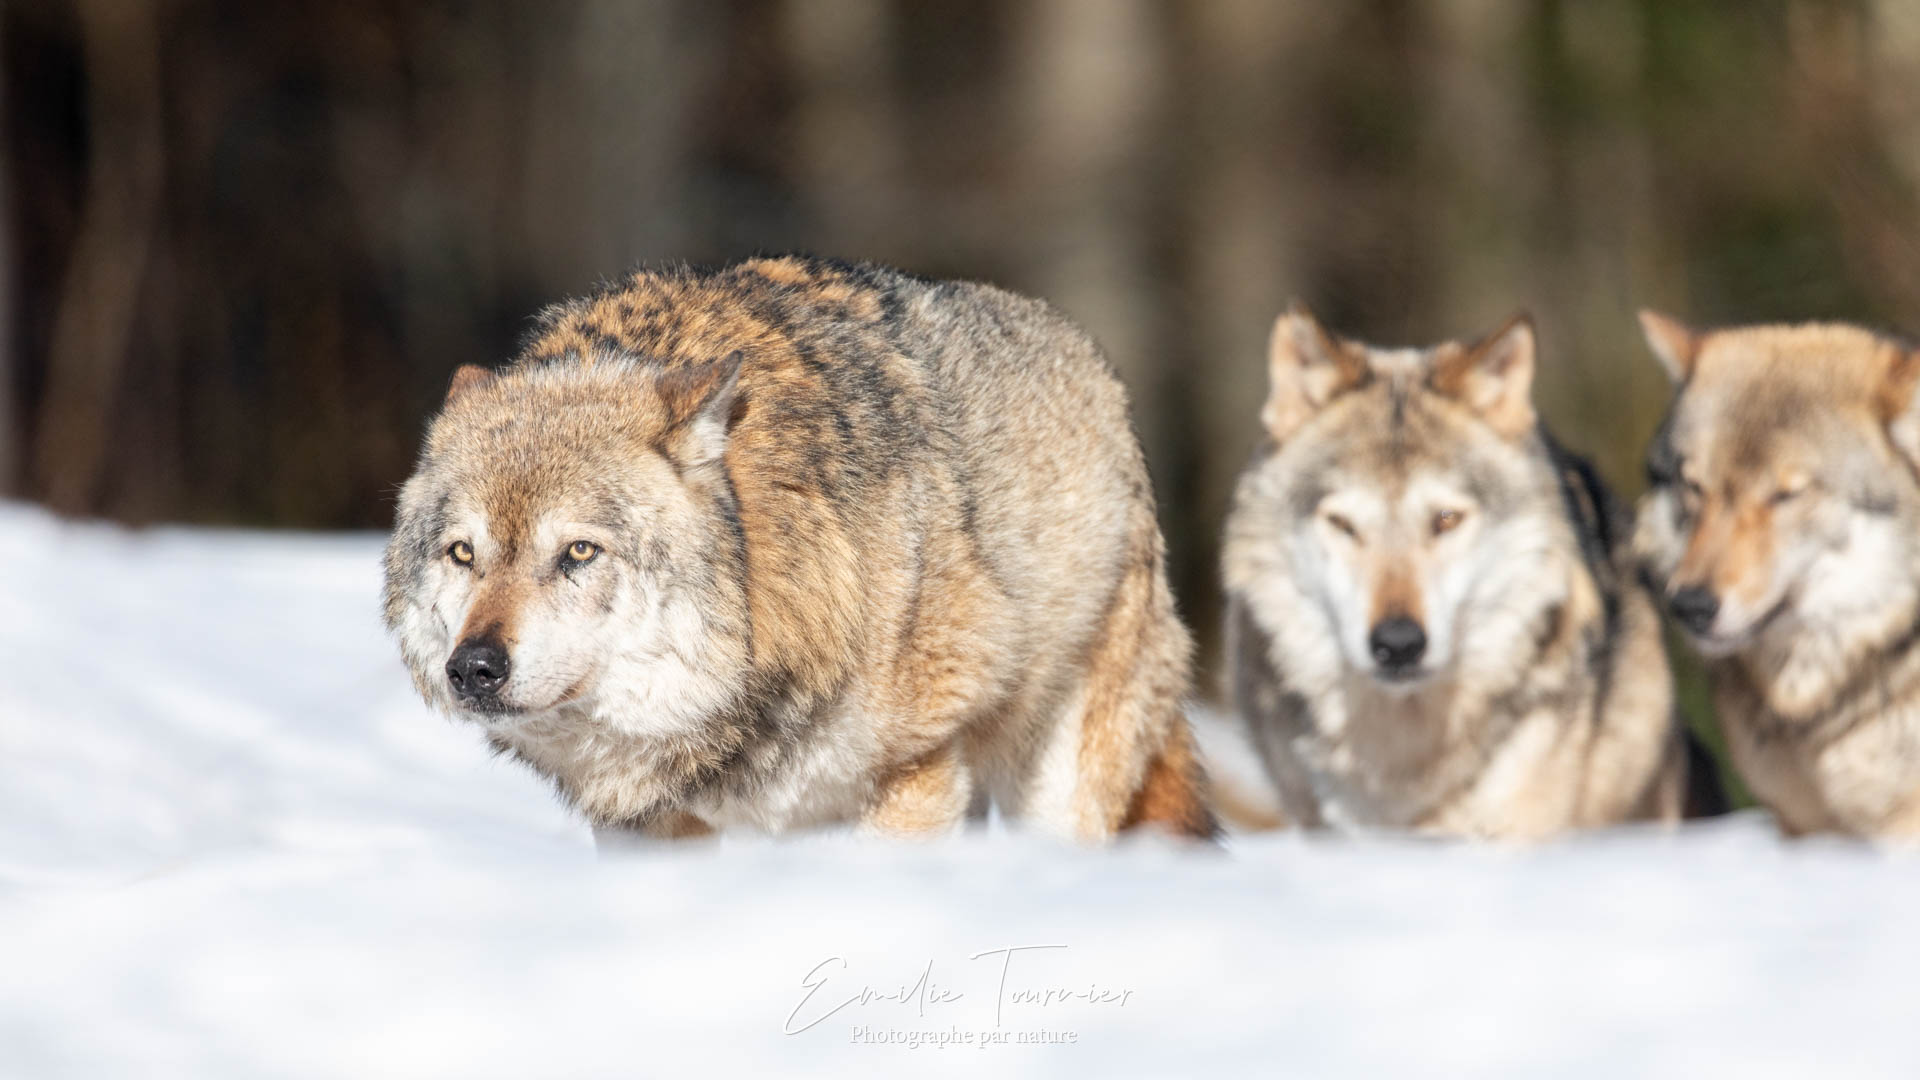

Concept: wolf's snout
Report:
left=1668, top=586, right=1720, bottom=635
left=1368, top=616, right=1427, bottom=673
left=447, top=639, right=511, bottom=698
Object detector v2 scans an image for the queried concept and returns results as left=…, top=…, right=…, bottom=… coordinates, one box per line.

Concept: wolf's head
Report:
left=1633, top=314, right=1920, bottom=680
left=1227, top=306, right=1576, bottom=691
left=383, top=352, right=751, bottom=734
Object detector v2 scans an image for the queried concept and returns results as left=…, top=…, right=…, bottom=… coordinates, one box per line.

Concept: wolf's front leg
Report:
left=592, top=811, right=715, bottom=854
left=860, top=743, right=974, bottom=838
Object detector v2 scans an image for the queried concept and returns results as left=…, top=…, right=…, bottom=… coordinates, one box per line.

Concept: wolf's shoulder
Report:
left=1537, top=429, right=1626, bottom=561
left=1535, top=425, right=1637, bottom=637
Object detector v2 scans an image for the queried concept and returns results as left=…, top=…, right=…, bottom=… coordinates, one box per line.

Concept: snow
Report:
left=3, top=499, right=1918, bottom=1079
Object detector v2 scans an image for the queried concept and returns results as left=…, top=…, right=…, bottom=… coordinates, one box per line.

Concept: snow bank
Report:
left=2, top=501, right=1917, bottom=1078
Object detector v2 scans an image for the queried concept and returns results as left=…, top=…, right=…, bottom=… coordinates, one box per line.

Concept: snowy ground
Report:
left=3, top=500, right=1918, bottom=1079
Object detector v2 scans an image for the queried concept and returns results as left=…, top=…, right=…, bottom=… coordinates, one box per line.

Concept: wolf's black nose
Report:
left=1368, top=617, right=1427, bottom=672
left=446, top=639, right=511, bottom=697
left=1669, top=586, right=1720, bottom=635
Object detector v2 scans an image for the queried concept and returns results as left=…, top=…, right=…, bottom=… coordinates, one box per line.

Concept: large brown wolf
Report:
left=1634, top=311, right=1920, bottom=838
left=1223, top=306, right=1705, bottom=838
left=383, top=256, right=1211, bottom=843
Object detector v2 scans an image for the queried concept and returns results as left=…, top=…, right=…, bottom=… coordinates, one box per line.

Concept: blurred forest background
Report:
left=6, top=0, right=1920, bottom=737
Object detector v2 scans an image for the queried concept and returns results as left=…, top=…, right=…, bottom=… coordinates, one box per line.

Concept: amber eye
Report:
left=448, top=540, right=474, bottom=565
left=566, top=541, right=599, bottom=563
left=1324, top=513, right=1359, bottom=540
left=1432, top=509, right=1465, bottom=536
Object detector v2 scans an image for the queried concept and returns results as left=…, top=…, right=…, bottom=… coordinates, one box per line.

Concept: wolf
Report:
left=382, top=255, right=1212, bottom=844
left=1222, top=306, right=1705, bottom=839
left=1632, top=311, right=1920, bottom=838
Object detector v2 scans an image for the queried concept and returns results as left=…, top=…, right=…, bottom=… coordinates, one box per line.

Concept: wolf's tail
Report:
left=1118, top=719, right=1224, bottom=841
left=1206, top=771, right=1286, bottom=832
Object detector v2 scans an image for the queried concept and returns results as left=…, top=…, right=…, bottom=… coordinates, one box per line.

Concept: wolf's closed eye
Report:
left=1677, top=473, right=1704, bottom=513
left=1769, top=477, right=1810, bottom=506
left=1323, top=512, right=1360, bottom=542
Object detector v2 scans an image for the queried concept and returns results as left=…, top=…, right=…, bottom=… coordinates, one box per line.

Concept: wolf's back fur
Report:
left=1223, top=311, right=1691, bottom=838
left=384, top=256, right=1210, bottom=841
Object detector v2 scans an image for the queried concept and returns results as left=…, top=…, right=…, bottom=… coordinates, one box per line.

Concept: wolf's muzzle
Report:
left=1368, top=616, right=1427, bottom=674
left=447, top=638, right=511, bottom=699
left=1668, top=586, right=1719, bottom=636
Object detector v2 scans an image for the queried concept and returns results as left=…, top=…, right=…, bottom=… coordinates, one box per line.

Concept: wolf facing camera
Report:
left=1224, top=306, right=1704, bottom=838
left=384, top=256, right=1213, bottom=845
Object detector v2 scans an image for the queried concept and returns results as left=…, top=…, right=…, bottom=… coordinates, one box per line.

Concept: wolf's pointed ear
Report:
left=445, top=364, right=496, bottom=405
left=1432, top=313, right=1536, bottom=438
left=1876, top=342, right=1920, bottom=468
left=1638, top=310, right=1699, bottom=383
left=1263, top=302, right=1367, bottom=442
left=656, top=351, right=744, bottom=469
